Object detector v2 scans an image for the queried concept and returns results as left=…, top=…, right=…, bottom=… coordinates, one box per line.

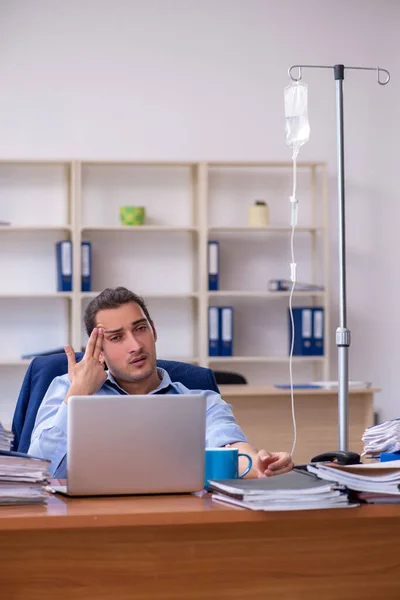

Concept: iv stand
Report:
left=288, top=63, right=391, bottom=451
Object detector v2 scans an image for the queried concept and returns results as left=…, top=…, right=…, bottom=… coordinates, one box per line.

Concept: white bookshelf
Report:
left=0, top=159, right=329, bottom=425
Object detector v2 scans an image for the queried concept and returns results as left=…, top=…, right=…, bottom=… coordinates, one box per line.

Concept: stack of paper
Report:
left=0, top=452, right=50, bottom=506
left=313, top=380, right=372, bottom=390
left=307, top=460, right=400, bottom=501
left=361, top=419, right=400, bottom=458
left=0, top=426, right=13, bottom=452
left=209, top=470, right=357, bottom=511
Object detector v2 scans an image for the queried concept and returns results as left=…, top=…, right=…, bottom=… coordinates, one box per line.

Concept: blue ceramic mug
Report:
left=204, top=447, right=253, bottom=490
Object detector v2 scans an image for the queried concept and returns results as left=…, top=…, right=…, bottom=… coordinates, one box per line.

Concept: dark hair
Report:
left=84, top=287, right=153, bottom=336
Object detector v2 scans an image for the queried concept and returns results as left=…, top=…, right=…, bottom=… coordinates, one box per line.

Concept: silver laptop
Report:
left=48, top=394, right=206, bottom=496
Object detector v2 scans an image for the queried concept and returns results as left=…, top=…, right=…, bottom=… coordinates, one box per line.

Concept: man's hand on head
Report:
left=64, top=327, right=108, bottom=403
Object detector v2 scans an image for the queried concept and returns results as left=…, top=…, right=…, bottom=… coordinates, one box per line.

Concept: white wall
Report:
left=0, top=0, right=399, bottom=421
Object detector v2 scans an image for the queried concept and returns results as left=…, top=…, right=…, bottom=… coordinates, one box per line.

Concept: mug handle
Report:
left=238, top=453, right=253, bottom=478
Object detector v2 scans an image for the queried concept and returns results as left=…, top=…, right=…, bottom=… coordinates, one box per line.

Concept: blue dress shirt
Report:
left=28, top=368, right=248, bottom=477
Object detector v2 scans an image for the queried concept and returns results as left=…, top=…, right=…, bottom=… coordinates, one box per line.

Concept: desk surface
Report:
left=1, top=489, right=400, bottom=599
left=0, top=487, right=399, bottom=532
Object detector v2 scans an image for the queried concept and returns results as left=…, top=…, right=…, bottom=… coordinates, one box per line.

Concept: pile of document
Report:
left=0, top=425, right=13, bottom=452
left=362, top=419, right=400, bottom=459
left=0, top=453, right=50, bottom=506
left=209, top=470, right=357, bottom=511
left=308, top=460, right=400, bottom=504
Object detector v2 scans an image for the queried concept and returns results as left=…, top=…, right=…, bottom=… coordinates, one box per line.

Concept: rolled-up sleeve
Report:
left=28, top=375, right=70, bottom=475
left=203, top=390, right=248, bottom=447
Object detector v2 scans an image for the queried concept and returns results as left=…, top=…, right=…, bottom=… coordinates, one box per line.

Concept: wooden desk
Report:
left=219, top=385, right=377, bottom=463
left=1, top=490, right=399, bottom=600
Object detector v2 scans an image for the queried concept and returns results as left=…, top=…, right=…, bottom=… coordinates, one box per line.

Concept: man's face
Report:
left=95, top=302, right=157, bottom=385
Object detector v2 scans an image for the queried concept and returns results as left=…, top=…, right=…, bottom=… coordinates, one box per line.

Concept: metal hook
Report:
left=288, top=65, right=302, bottom=82
left=377, top=67, right=390, bottom=85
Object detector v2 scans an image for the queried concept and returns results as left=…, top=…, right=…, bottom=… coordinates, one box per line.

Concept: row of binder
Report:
left=208, top=305, right=324, bottom=358
left=290, top=307, right=324, bottom=356
left=56, top=240, right=92, bottom=292
left=208, top=306, right=233, bottom=356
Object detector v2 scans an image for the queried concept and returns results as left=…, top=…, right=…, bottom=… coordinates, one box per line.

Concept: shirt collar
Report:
left=106, top=367, right=173, bottom=394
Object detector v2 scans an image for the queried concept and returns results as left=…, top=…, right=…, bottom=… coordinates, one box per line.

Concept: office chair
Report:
left=12, top=353, right=220, bottom=453
left=213, top=370, right=247, bottom=385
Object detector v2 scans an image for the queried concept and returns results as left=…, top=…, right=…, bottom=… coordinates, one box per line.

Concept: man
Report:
left=29, top=287, right=294, bottom=479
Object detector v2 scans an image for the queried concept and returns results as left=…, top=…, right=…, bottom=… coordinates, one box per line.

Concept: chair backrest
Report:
left=12, top=353, right=220, bottom=453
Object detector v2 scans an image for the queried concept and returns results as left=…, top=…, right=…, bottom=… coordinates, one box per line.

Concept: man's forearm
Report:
left=225, top=441, right=259, bottom=478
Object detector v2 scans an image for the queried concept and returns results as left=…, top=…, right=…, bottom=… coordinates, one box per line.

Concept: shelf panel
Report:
left=208, top=161, right=326, bottom=168
left=0, top=159, right=71, bottom=165
left=0, top=225, right=72, bottom=232
left=157, top=357, right=200, bottom=364
left=0, top=292, right=72, bottom=299
left=208, top=356, right=325, bottom=364
left=208, top=226, right=323, bottom=234
left=0, top=359, right=31, bottom=366
left=81, top=292, right=199, bottom=300
left=81, top=226, right=198, bottom=233
left=207, top=291, right=326, bottom=298
left=82, top=160, right=196, bottom=167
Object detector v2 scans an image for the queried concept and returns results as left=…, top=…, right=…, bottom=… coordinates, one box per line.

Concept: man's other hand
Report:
left=256, top=450, right=294, bottom=477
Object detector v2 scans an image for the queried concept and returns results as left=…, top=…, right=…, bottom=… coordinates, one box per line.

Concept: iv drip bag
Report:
left=284, top=81, right=310, bottom=155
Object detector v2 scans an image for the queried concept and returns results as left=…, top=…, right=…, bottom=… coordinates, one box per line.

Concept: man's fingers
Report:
left=267, top=453, right=293, bottom=472
left=257, top=451, right=294, bottom=477
left=264, top=463, right=294, bottom=477
left=84, top=328, right=98, bottom=357
left=258, top=450, right=275, bottom=466
left=64, top=345, right=76, bottom=369
left=93, top=328, right=104, bottom=360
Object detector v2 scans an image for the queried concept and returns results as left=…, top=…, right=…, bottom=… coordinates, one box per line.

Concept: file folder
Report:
left=289, top=307, right=313, bottom=356
left=220, top=306, right=233, bottom=356
left=208, top=241, right=219, bottom=291
left=208, top=306, right=220, bottom=356
left=56, top=240, right=72, bottom=292
left=312, top=307, right=324, bottom=356
left=81, top=241, right=92, bottom=292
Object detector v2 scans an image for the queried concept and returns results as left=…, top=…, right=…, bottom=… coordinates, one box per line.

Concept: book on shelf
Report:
left=208, top=306, right=234, bottom=357
left=220, top=306, right=233, bottom=356
left=208, top=241, right=219, bottom=291
left=208, top=306, right=220, bottom=356
left=55, top=240, right=72, bottom=292
left=81, top=241, right=92, bottom=292
left=268, top=279, right=325, bottom=292
left=289, top=306, right=324, bottom=356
